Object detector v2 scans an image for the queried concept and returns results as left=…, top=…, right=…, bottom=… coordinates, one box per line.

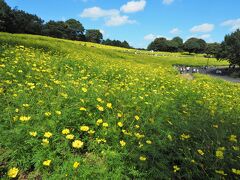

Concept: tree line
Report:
left=0, top=0, right=131, bottom=48
left=147, top=30, right=240, bottom=66
left=147, top=36, right=215, bottom=55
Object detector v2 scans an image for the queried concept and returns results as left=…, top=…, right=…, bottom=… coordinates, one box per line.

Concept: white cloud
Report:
left=198, top=34, right=211, bottom=39
left=190, top=23, right=215, bottom=33
left=143, top=34, right=169, bottom=41
left=100, top=29, right=105, bottom=35
left=144, top=34, right=158, bottom=41
left=221, top=18, right=240, bottom=30
left=163, top=0, right=174, bottom=5
left=80, top=6, right=136, bottom=27
left=170, top=28, right=181, bottom=34
left=105, top=15, right=136, bottom=26
left=120, top=0, right=146, bottom=13
left=80, top=7, right=119, bottom=19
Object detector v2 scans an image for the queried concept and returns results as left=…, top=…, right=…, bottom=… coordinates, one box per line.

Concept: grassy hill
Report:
left=0, top=33, right=239, bottom=179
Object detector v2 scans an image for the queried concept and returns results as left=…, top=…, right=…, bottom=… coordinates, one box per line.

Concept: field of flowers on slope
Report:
left=0, top=33, right=239, bottom=179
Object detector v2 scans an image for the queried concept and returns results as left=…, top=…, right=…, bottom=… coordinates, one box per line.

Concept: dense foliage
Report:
left=205, top=43, right=221, bottom=58
left=0, top=33, right=239, bottom=179
left=183, top=38, right=207, bottom=54
left=102, top=39, right=132, bottom=49
left=147, top=37, right=183, bottom=52
left=85, top=30, right=103, bottom=44
left=216, top=29, right=240, bottom=66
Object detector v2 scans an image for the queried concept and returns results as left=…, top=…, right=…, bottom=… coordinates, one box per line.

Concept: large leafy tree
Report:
left=205, top=43, right=221, bottom=57
left=42, top=21, right=69, bottom=39
left=147, top=37, right=168, bottom=51
left=172, top=36, right=183, bottom=51
left=0, top=0, right=14, bottom=32
left=85, top=29, right=103, bottom=43
left=65, top=19, right=85, bottom=40
left=147, top=37, right=183, bottom=52
left=102, top=39, right=132, bottom=48
left=12, top=9, right=44, bottom=34
left=184, top=38, right=206, bottom=54
left=216, top=29, right=240, bottom=66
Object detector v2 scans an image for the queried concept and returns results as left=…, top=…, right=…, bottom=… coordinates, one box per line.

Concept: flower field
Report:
left=0, top=33, right=239, bottom=179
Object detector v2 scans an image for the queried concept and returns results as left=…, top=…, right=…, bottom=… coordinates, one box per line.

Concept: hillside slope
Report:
left=0, top=33, right=239, bottom=179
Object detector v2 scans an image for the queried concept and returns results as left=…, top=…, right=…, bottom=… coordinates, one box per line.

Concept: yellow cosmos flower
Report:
left=102, top=122, right=109, bottom=128
left=106, top=103, right=112, bottom=109
left=73, top=162, right=80, bottom=169
left=82, top=87, right=88, bottom=93
left=88, top=130, right=95, bottom=135
left=216, top=150, right=224, bottom=159
left=62, top=129, right=70, bottom=135
left=80, top=125, right=89, bottom=132
left=135, top=125, right=140, bottom=129
left=43, top=160, right=51, bottom=166
left=8, top=167, right=19, bottom=178
left=22, top=104, right=30, bottom=107
left=180, top=133, right=190, bottom=140
left=97, top=98, right=104, bottom=103
left=173, top=165, right=180, bottom=173
left=29, top=131, right=37, bottom=137
left=168, top=134, right=173, bottom=141
left=117, top=113, right=123, bottom=118
left=55, top=111, right=62, bottom=115
left=135, top=133, right=145, bottom=139
left=120, top=140, right=126, bottom=147
left=229, top=135, right=237, bottom=142
left=72, top=140, right=84, bottom=149
left=215, top=170, right=227, bottom=176
left=97, top=105, right=104, bottom=111
left=117, top=122, right=123, bottom=127
left=19, top=116, right=31, bottom=122
left=66, top=134, right=74, bottom=140
left=44, top=132, right=52, bottom=138
left=232, top=169, right=240, bottom=175
left=146, top=140, right=152, bottom=144
left=41, top=138, right=49, bottom=145
left=44, top=112, right=51, bottom=117
left=80, top=107, right=87, bottom=111
left=96, top=119, right=103, bottom=126
left=197, top=149, right=204, bottom=156
left=139, top=156, right=147, bottom=161
left=134, top=115, right=140, bottom=121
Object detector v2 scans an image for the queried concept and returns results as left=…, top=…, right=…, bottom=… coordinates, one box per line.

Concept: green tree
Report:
left=102, top=39, right=132, bottom=48
left=172, top=36, right=183, bottom=51
left=12, top=9, right=43, bottom=34
left=0, top=0, right=14, bottom=32
left=147, top=37, right=168, bottom=51
left=184, top=38, right=206, bottom=54
left=197, top=39, right=207, bottom=53
left=216, top=29, right=240, bottom=66
left=65, top=19, right=85, bottom=40
left=42, top=21, right=68, bottom=38
left=205, top=43, right=221, bottom=57
left=121, top=40, right=131, bottom=48
left=85, top=29, right=103, bottom=43
left=166, top=40, right=179, bottom=52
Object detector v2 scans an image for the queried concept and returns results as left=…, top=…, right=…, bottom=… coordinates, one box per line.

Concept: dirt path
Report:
left=206, top=73, right=240, bottom=83
left=176, top=66, right=240, bottom=83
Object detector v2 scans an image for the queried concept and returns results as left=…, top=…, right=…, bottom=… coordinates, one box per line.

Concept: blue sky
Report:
left=5, top=0, right=240, bottom=48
